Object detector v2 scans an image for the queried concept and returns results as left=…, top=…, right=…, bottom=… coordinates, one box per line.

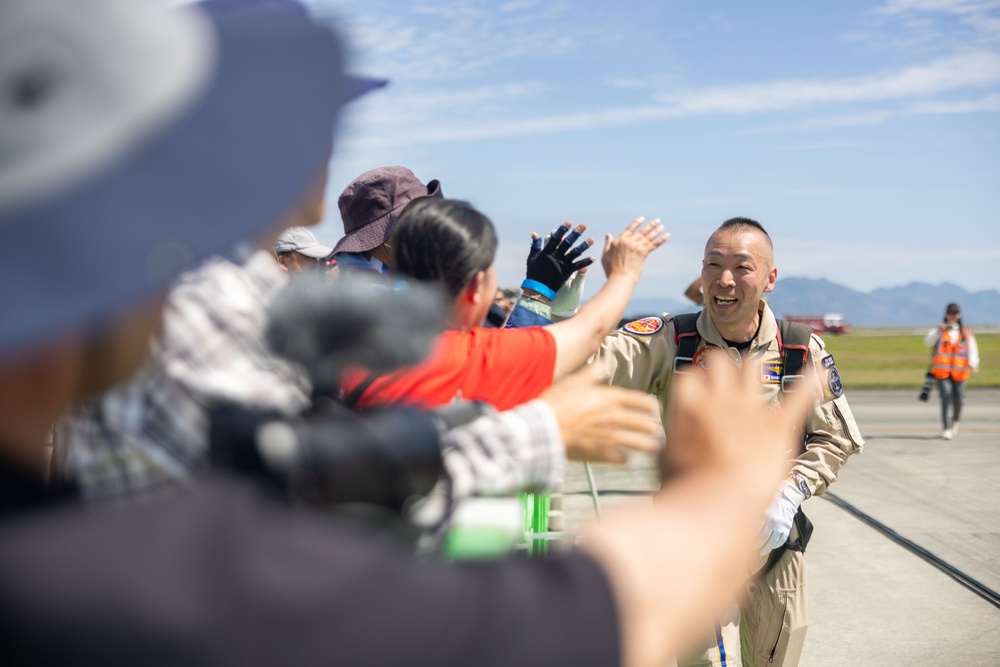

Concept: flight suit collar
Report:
left=695, top=300, right=778, bottom=352
left=753, top=301, right=779, bottom=350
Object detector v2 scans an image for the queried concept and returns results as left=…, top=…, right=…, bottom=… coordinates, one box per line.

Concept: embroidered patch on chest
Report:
left=691, top=344, right=719, bottom=373
left=622, top=317, right=663, bottom=335
left=761, top=360, right=783, bottom=384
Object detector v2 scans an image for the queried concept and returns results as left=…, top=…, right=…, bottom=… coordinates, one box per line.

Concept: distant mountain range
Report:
left=624, top=278, right=1000, bottom=327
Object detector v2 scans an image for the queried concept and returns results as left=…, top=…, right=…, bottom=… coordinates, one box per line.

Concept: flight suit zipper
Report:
left=768, top=600, right=787, bottom=663
left=832, top=401, right=856, bottom=446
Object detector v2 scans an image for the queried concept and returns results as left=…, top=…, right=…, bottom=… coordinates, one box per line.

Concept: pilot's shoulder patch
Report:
left=621, top=316, right=664, bottom=336
left=828, top=367, right=844, bottom=398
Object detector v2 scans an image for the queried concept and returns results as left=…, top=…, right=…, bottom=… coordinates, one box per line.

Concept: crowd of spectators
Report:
left=0, top=2, right=854, bottom=667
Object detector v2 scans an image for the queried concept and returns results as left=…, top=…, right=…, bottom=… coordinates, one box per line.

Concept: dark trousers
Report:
left=936, top=378, right=966, bottom=429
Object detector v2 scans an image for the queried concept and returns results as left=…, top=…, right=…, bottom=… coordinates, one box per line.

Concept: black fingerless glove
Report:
left=523, top=226, right=594, bottom=297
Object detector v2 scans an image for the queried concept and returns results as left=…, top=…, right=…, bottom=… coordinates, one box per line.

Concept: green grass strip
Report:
left=822, top=331, right=1000, bottom=388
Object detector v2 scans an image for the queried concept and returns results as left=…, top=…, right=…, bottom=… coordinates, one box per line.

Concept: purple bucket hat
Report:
left=331, top=166, right=441, bottom=255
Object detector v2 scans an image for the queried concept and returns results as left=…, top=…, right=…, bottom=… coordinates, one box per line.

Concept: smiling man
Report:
left=595, top=217, right=865, bottom=667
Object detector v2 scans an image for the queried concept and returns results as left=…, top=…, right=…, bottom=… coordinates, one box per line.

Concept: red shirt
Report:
left=343, top=326, right=557, bottom=411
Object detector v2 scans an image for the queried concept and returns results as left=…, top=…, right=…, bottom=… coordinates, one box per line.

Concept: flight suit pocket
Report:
left=740, top=550, right=807, bottom=667
left=741, top=584, right=787, bottom=665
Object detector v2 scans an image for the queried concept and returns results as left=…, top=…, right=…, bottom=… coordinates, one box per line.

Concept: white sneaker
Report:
left=942, top=428, right=954, bottom=440
left=952, top=422, right=960, bottom=435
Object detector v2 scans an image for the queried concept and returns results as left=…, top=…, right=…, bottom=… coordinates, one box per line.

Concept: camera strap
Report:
left=341, top=372, right=378, bottom=410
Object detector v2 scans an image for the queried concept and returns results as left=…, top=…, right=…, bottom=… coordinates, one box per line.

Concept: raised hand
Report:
left=540, top=364, right=663, bottom=464
left=600, top=216, right=669, bottom=281
left=523, top=222, right=595, bottom=298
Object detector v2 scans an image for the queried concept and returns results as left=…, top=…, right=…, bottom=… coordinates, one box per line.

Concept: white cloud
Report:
left=905, top=92, right=1000, bottom=112
left=746, top=91, right=1000, bottom=134
left=659, top=51, right=1000, bottom=113
left=605, top=77, right=653, bottom=90
left=757, top=111, right=897, bottom=133
left=499, top=0, right=541, bottom=11
left=874, top=0, right=1000, bottom=17
left=342, top=50, right=1000, bottom=148
left=321, top=0, right=1000, bottom=153
left=317, top=0, right=584, bottom=82
left=864, top=0, right=1000, bottom=50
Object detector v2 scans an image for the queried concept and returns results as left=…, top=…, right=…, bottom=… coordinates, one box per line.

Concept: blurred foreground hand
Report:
left=582, top=350, right=814, bottom=667
left=540, top=364, right=663, bottom=464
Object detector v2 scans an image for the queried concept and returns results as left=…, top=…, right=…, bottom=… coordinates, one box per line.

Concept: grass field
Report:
left=821, top=330, right=1000, bottom=389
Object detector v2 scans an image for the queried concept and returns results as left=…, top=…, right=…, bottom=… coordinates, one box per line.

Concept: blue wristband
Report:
left=521, top=279, right=557, bottom=301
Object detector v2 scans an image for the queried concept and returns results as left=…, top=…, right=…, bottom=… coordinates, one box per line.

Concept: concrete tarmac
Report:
left=561, top=388, right=1000, bottom=666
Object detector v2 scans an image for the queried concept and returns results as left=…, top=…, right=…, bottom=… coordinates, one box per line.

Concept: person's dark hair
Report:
left=944, top=302, right=963, bottom=328
left=719, top=216, right=770, bottom=240
left=713, top=216, right=773, bottom=256
left=392, top=198, right=498, bottom=299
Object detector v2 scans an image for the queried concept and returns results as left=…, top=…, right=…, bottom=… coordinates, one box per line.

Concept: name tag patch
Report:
left=622, top=317, right=663, bottom=335
left=761, top=360, right=783, bottom=384
left=822, top=354, right=836, bottom=369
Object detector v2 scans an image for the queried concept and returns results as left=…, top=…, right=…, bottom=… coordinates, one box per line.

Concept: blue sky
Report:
left=305, top=0, right=999, bottom=299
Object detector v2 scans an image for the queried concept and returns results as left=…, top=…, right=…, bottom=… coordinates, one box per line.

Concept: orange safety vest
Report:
left=931, top=326, right=972, bottom=381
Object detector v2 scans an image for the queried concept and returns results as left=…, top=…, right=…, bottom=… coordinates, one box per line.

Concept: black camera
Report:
left=918, top=371, right=934, bottom=402
left=207, top=274, right=484, bottom=515
left=209, top=398, right=492, bottom=514
left=209, top=403, right=439, bottom=512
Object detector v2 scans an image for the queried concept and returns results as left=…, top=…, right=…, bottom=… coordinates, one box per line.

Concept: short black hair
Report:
left=392, top=198, right=498, bottom=299
left=714, top=216, right=773, bottom=255
left=719, top=216, right=769, bottom=239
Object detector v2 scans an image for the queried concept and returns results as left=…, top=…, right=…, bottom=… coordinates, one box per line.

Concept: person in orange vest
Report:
left=924, top=302, right=980, bottom=440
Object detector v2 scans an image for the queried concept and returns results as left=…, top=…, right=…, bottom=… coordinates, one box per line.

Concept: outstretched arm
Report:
left=420, top=365, right=666, bottom=533
left=546, top=217, right=668, bottom=380
left=683, top=277, right=704, bottom=306
left=539, top=364, right=663, bottom=464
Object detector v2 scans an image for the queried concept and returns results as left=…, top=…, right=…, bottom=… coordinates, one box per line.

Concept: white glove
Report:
left=754, top=481, right=806, bottom=556
left=550, top=270, right=588, bottom=320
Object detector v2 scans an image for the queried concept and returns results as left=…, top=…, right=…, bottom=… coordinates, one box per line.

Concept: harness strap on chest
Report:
left=775, top=320, right=812, bottom=392
left=672, top=312, right=701, bottom=372
left=670, top=312, right=817, bottom=572
left=671, top=311, right=813, bottom=392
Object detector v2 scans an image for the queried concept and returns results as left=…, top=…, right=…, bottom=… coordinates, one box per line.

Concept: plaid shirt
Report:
left=414, top=398, right=564, bottom=541
left=55, top=249, right=565, bottom=507
left=54, top=249, right=310, bottom=501
left=442, top=399, right=563, bottom=503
